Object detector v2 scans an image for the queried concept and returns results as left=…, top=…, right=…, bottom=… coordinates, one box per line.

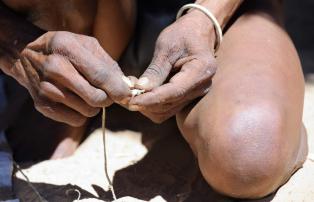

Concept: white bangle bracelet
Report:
left=176, top=3, right=223, bottom=52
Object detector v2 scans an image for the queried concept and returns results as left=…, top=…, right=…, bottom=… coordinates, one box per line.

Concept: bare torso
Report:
left=2, top=0, right=136, bottom=59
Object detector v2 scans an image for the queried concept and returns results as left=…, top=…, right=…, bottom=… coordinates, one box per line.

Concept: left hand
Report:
left=129, top=11, right=217, bottom=123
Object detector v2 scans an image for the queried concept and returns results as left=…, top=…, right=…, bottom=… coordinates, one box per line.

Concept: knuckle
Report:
left=92, top=62, right=120, bottom=87
left=156, top=36, right=176, bottom=53
left=34, top=101, right=42, bottom=112
left=52, top=31, right=68, bottom=41
left=173, top=86, right=187, bottom=99
left=90, top=66, right=108, bottom=88
left=89, top=93, right=108, bottom=107
left=192, top=57, right=217, bottom=85
left=85, top=88, right=108, bottom=107
left=157, top=29, right=181, bottom=53
left=203, top=56, right=217, bottom=75
left=156, top=33, right=174, bottom=53
left=146, top=63, right=164, bottom=77
left=158, top=27, right=173, bottom=42
left=156, top=35, right=168, bottom=50
left=20, top=49, right=28, bottom=58
left=50, top=32, right=65, bottom=47
left=37, top=87, right=47, bottom=99
left=144, top=62, right=169, bottom=83
left=42, top=55, right=62, bottom=78
left=89, top=36, right=99, bottom=45
left=45, top=55, right=59, bottom=66
left=89, top=63, right=128, bottom=101
left=34, top=98, right=47, bottom=113
left=110, top=61, right=121, bottom=72
left=49, top=31, right=73, bottom=53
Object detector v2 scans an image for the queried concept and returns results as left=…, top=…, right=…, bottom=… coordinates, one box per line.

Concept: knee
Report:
left=197, top=102, right=288, bottom=199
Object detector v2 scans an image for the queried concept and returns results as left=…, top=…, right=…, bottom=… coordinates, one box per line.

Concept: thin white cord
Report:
left=176, top=3, right=223, bottom=52
left=102, top=77, right=144, bottom=201
left=102, top=107, right=117, bottom=200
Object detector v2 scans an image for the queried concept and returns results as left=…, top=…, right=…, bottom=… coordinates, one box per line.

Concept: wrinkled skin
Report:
left=12, top=11, right=219, bottom=125
left=0, top=0, right=136, bottom=158
left=16, top=31, right=131, bottom=126
left=129, top=12, right=217, bottom=123
left=0, top=0, right=308, bottom=199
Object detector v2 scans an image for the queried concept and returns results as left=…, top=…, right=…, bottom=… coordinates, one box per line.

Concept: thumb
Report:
left=135, top=53, right=173, bottom=91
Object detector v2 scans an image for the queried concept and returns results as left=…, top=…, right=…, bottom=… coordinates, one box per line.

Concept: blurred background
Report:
left=284, top=0, right=314, bottom=79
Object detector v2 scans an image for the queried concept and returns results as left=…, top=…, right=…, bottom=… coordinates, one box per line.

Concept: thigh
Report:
left=177, top=1, right=307, bottom=188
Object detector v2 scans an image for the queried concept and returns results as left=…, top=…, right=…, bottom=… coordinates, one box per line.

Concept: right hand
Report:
left=10, top=31, right=131, bottom=126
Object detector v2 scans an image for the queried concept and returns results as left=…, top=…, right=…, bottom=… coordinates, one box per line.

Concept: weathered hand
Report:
left=12, top=31, right=130, bottom=126
left=129, top=12, right=217, bottom=123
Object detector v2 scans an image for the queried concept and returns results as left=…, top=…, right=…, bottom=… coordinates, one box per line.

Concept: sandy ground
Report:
left=13, top=82, right=314, bottom=202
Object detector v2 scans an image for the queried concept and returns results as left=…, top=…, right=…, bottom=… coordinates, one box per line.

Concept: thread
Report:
left=102, top=107, right=117, bottom=201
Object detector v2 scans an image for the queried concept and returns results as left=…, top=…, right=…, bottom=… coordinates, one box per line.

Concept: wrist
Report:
left=180, top=9, right=218, bottom=51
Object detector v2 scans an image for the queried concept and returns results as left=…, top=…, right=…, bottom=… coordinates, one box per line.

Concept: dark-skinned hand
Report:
left=12, top=31, right=131, bottom=126
left=129, top=12, right=217, bottom=123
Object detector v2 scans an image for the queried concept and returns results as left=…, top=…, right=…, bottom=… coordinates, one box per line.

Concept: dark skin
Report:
left=0, top=0, right=135, bottom=127
left=178, top=9, right=307, bottom=198
left=0, top=0, right=307, bottom=199
left=129, top=0, right=243, bottom=122
left=0, top=0, right=135, bottom=156
left=132, top=0, right=307, bottom=197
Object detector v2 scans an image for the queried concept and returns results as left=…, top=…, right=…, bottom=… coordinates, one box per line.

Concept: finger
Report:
left=70, top=52, right=131, bottom=103
left=39, top=81, right=100, bottom=117
left=21, top=48, right=46, bottom=75
left=132, top=82, right=210, bottom=112
left=121, top=76, right=135, bottom=88
left=130, top=58, right=215, bottom=107
left=127, top=76, right=139, bottom=88
left=34, top=99, right=87, bottom=127
left=139, top=100, right=190, bottom=123
left=23, top=49, right=112, bottom=107
left=45, top=34, right=131, bottom=102
left=135, top=50, right=173, bottom=91
left=19, top=56, right=41, bottom=95
left=61, top=66, right=113, bottom=107
left=10, top=59, right=29, bottom=88
left=26, top=32, right=55, bottom=53
left=135, top=99, right=184, bottom=114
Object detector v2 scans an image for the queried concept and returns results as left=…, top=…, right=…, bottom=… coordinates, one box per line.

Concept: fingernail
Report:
left=137, top=77, right=149, bottom=87
left=128, top=104, right=142, bottom=111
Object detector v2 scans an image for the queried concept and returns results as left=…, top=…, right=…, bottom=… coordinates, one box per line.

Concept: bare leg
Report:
left=5, top=91, right=87, bottom=161
left=177, top=3, right=308, bottom=199
left=50, top=124, right=86, bottom=159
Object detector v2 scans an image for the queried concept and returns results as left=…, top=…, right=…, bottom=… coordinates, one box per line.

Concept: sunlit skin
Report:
left=0, top=0, right=307, bottom=198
